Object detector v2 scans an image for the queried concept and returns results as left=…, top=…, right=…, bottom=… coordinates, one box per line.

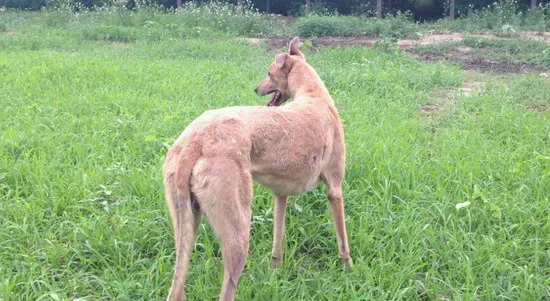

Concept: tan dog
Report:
left=163, top=37, right=352, bottom=301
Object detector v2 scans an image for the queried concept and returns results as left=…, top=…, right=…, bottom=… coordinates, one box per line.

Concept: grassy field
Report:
left=1, top=9, right=549, bottom=301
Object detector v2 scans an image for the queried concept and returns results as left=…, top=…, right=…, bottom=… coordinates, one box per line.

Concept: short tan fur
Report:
left=163, top=37, right=352, bottom=301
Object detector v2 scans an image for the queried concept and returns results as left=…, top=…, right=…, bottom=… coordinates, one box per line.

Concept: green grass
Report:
left=1, top=10, right=550, bottom=301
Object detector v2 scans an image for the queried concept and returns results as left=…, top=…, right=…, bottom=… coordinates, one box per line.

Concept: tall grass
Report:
left=0, top=5, right=549, bottom=301
left=2, top=0, right=549, bottom=43
left=0, top=1, right=292, bottom=44
left=429, top=1, right=550, bottom=33
left=295, top=12, right=420, bottom=39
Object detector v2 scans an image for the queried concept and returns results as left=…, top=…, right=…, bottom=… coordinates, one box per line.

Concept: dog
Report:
left=163, top=37, right=352, bottom=301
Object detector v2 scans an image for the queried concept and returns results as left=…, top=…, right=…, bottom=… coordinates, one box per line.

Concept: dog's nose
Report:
left=254, top=88, right=258, bottom=94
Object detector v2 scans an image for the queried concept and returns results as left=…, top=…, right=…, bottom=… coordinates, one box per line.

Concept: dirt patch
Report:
left=264, top=34, right=468, bottom=49
left=399, top=33, right=464, bottom=48
left=412, top=51, right=543, bottom=73
left=419, top=87, right=457, bottom=120
left=419, top=103, right=444, bottom=115
left=460, top=78, right=485, bottom=96
left=261, top=33, right=466, bottom=50
left=241, top=38, right=265, bottom=46
left=420, top=72, right=485, bottom=118
left=457, top=32, right=550, bottom=43
left=523, top=31, right=550, bottom=42
left=108, top=42, right=130, bottom=48
left=245, top=31, right=549, bottom=50
left=242, top=32, right=549, bottom=73
left=265, top=36, right=379, bottom=49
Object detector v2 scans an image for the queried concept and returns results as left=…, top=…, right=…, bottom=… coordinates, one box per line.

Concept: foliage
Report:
left=3, top=0, right=550, bottom=19
left=0, top=2, right=291, bottom=40
left=295, top=12, right=420, bottom=38
left=455, top=0, right=546, bottom=31
left=174, top=1, right=289, bottom=37
left=424, top=1, right=550, bottom=32
left=295, top=15, right=368, bottom=36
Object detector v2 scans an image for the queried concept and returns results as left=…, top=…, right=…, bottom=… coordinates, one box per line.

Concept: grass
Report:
left=1, top=8, right=550, bottom=301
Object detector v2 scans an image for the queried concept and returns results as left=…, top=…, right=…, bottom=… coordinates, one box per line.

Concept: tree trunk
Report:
left=531, top=0, right=537, bottom=10
left=45, top=0, right=51, bottom=10
left=376, top=0, right=382, bottom=19
left=266, top=0, right=271, bottom=13
left=176, top=0, right=182, bottom=8
left=237, top=0, right=243, bottom=9
left=449, top=0, right=456, bottom=20
left=305, top=0, right=311, bottom=5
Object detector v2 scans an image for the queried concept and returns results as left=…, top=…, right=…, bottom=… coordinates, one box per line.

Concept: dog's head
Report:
left=255, top=37, right=305, bottom=107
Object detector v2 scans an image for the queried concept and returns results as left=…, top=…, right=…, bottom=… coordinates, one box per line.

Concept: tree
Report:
left=531, top=0, right=537, bottom=10
left=305, top=0, right=311, bottom=5
left=45, top=0, right=51, bottom=10
left=376, top=0, right=382, bottom=19
left=449, top=0, right=456, bottom=20
left=237, top=0, right=243, bottom=9
left=176, top=0, right=182, bottom=8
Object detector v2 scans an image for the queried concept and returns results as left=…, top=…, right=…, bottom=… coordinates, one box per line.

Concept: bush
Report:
left=295, top=13, right=419, bottom=39
left=295, top=15, right=367, bottom=36
left=81, top=24, right=139, bottom=42
left=15, top=1, right=291, bottom=41
left=0, top=0, right=43, bottom=10
left=449, top=0, right=550, bottom=32
left=175, top=1, right=290, bottom=37
left=522, top=3, right=550, bottom=31
left=379, top=11, right=419, bottom=38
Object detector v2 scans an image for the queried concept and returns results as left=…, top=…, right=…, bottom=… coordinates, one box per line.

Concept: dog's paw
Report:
left=271, top=256, right=283, bottom=269
left=341, top=257, right=353, bottom=272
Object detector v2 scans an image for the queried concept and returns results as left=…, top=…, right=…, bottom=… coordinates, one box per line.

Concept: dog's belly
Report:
left=251, top=169, right=322, bottom=196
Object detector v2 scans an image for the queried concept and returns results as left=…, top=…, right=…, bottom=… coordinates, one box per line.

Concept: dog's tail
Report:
left=164, top=145, right=201, bottom=301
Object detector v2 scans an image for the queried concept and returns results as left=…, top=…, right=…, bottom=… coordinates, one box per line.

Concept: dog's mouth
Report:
left=266, top=90, right=283, bottom=107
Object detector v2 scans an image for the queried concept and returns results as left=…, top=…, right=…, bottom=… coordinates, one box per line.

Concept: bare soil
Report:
left=265, top=36, right=380, bottom=49
left=247, top=32, right=549, bottom=74
left=411, top=51, right=542, bottom=73
left=420, top=71, right=485, bottom=120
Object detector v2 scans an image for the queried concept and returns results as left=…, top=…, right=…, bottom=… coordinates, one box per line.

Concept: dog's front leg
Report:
left=271, top=194, right=288, bottom=268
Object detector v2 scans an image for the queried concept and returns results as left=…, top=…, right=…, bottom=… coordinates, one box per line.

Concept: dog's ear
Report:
left=288, top=37, right=305, bottom=60
left=275, top=53, right=291, bottom=71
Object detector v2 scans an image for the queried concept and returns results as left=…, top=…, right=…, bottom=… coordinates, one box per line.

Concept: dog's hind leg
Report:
left=323, top=172, right=353, bottom=271
left=326, top=185, right=352, bottom=269
left=193, top=158, right=253, bottom=301
left=271, top=194, right=288, bottom=268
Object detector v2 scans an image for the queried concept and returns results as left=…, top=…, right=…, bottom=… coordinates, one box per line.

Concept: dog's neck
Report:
left=288, top=62, right=332, bottom=103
